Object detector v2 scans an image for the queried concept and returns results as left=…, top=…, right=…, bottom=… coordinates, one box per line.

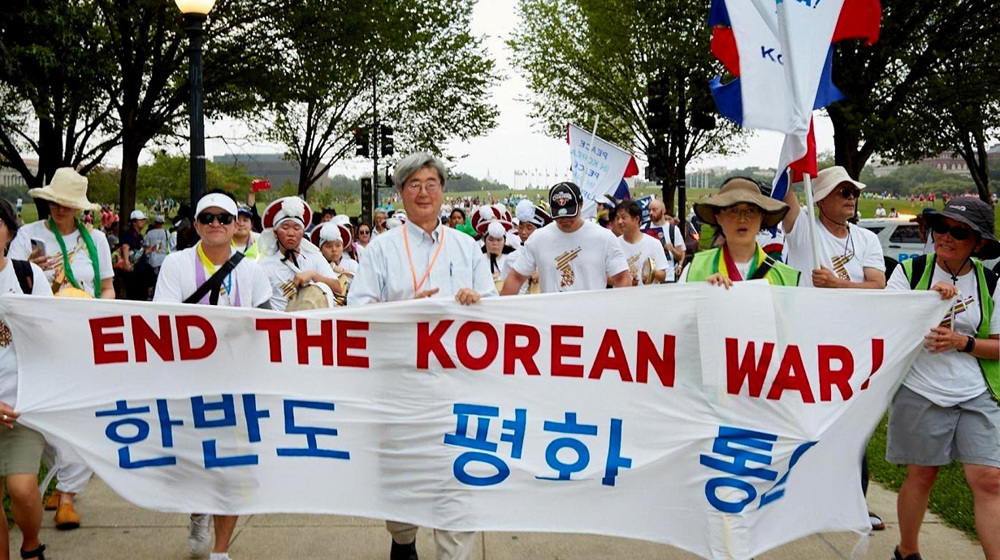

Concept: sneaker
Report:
left=893, top=546, right=923, bottom=560
left=390, top=539, right=418, bottom=560
left=188, top=514, right=212, bottom=558
left=209, top=554, right=232, bottom=560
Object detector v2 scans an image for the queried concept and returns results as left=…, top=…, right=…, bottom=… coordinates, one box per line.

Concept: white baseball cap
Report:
left=130, top=210, right=147, bottom=221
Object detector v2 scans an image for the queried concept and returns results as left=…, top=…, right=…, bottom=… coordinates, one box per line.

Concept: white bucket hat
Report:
left=811, top=166, right=866, bottom=202
left=28, top=168, right=100, bottom=211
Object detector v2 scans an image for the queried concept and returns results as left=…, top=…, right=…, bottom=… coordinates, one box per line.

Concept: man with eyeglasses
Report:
left=348, top=152, right=495, bottom=560
left=782, top=166, right=886, bottom=290
left=781, top=165, right=887, bottom=532
left=153, top=190, right=272, bottom=560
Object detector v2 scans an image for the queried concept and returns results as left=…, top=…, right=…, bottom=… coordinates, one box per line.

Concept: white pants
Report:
left=42, top=443, right=92, bottom=494
left=386, top=521, right=477, bottom=560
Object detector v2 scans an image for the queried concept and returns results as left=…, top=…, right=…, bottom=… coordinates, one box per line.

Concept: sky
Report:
left=194, top=0, right=839, bottom=188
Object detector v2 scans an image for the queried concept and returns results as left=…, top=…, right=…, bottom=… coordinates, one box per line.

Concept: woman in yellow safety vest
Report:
left=680, top=177, right=799, bottom=287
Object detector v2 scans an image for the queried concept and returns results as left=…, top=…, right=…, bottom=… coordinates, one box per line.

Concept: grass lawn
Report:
left=867, top=415, right=978, bottom=539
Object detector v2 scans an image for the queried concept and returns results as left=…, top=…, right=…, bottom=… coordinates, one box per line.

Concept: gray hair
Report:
left=393, top=152, right=447, bottom=191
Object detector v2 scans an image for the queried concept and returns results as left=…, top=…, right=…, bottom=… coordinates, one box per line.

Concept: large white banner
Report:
left=2, top=285, right=949, bottom=560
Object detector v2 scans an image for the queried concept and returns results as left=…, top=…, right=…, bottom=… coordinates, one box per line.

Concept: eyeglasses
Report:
left=197, top=212, right=234, bottom=226
left=358, top=229, right=370, bottom=235
left=930, top=221, right=975, bottom=241
left=719, top=206, right=762, bottom=220
left=404, top=180, right=442, bottom=193
left=838, top=187, right=861, bottom=200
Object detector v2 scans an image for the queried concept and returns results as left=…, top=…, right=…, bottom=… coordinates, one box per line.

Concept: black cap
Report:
left=928, top=197, right=1000, bottom=260
left=549, top=182, right=582, bottom=219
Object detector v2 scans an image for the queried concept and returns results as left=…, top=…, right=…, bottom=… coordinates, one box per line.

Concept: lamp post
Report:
left=175, top=0, right=216, bottom=204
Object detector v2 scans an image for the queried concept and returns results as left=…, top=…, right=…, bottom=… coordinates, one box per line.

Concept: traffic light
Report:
left=645, top=78, right=670, bottom=133
left=380, top=125, right=394, bottom=156
left=354, top=128, right=370, bottom=158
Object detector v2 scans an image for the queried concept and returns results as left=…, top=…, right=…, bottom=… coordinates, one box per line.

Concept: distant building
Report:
left=922, top=144, right=1000, bottom=175
left=212, top=153, right=329, bottom=190
left=0, top=157, right=38, bottom=188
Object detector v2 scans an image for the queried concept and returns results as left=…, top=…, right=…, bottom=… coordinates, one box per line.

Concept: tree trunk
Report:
left=829, top=106, right=865, bottom=179
left=118, top=139, right=141, bottom=229
left=958, top=131, right=993, bottom=206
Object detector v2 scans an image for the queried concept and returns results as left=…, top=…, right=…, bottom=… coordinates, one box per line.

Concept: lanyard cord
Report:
left=403, top=225, right=445, bottom=294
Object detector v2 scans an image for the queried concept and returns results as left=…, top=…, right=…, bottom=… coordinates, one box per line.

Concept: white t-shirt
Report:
left=153, top=244, right=272, bottom=308
left=259, top=249, right=337, bottom=311
left=500, top=249, right=532, bottom=295
left=784, top=213, right=884, bottom=287
left=644, top=222, right=685, bottom=280
left=0, top=260, right=53, bottom=408
left=874, top=207, right=887, bottom=218
left=483, top=251, right=509, bottom=284
left=887, top=263, right=999, bottom=407
left=143, top=227, right=169, bottom=268
left=619, top=234, right=669, bottom=286
left=513, top=221, right=628, bottom=293
left=10, top=221, right=114, bottom=296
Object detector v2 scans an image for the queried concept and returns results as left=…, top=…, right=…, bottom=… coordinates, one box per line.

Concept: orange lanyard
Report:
left=403, top=225, right=446, bottom=294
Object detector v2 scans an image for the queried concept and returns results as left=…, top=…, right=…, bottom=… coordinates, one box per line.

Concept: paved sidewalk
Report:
left=8, top=478, right=981, bottom=559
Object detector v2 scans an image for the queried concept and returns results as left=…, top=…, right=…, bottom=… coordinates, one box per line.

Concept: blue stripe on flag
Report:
left=813, top=47, right=845, bottom=110
left=708, top=0, right=732, bottom=27
left=710, top=76, right=743, bottom=127
left=613, top=179, right=630, bottom=201
left=772, top=167, right=791, bottom=202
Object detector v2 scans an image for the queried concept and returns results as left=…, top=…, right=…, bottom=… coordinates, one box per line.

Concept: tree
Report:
left=135, top=151, right=252, bottom=205
left=828, top=0, right=1000, bottom=187
left=93, top=0, right=287, bottom=226
left=509, top=0, right=742, bottom=214
left=0, top=0, right=121, bottom=196
left=262, top=0, right=499, bottom=196
left=916, top=36, right=1000, bottom=204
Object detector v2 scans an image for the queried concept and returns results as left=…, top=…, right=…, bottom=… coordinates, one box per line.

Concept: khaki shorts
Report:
left=887, top=385, right=1000, bottom=468
left=0, top=423, right=45, bottom=476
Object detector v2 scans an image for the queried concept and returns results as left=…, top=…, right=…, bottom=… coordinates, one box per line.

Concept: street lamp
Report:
left=175, top=0, right=216, bottom=203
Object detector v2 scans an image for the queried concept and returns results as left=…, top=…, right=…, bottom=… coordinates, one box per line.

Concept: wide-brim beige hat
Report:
left=28, top=167, right=100, bottom=211
left=694, top=178, right=789, bottom=229
left=811, top=166, right=865, bottom=202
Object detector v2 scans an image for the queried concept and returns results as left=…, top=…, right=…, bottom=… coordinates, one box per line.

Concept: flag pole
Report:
left=587, top=115, right=600, bottom=160
left=802, top=173, right=821, bottom=271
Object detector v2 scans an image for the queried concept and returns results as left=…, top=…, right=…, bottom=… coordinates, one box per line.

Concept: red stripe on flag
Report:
left=624, top=156, right=639, bottom=178
left=789, top=121, right=818, bottom=181
left=711, top=27, right=741, bottom=76
left=833, top=0, right=881, bottom=45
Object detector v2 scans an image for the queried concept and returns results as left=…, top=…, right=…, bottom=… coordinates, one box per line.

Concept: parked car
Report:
left=859, top=217, right=1000, bottom=269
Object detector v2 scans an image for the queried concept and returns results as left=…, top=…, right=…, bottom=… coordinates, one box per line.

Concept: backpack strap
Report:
left=183, top=253, right=244, bottom=305
left=985, top=266, right=998, bottom=296
left=12, top=260, right=33, bottom=295
left=749, top=256, right=776, bottom=281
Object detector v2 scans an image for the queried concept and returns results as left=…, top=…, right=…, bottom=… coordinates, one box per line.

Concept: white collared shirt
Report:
left=348, top=220, right=497, bottom=305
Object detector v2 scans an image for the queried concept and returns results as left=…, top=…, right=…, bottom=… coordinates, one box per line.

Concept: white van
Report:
left=859, top=217, right=1000, bottom=269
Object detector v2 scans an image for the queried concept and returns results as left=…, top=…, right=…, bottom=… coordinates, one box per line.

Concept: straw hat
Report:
left=693, top=178, right=789, bottom=229
left=811, top=166, right=865, bottom=202
left=28, top=168, right=100, bottom=211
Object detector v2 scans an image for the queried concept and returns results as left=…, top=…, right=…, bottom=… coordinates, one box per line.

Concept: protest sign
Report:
left=567, top=124, right=638, bottom=219
left=2, top=285, right=947, bottom=560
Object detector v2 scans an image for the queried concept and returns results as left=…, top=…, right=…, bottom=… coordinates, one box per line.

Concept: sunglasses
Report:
left=930, top=221, right=975, bottom=241
left=197, top=212, right=234, bottom=226
left=358, top=230, right=370, bottom=235
left=837, top=187, right=861, bottom=199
